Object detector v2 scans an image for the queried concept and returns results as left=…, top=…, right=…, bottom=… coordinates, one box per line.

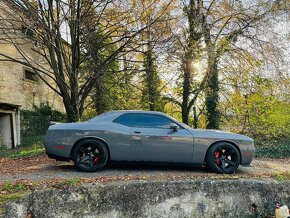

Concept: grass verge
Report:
left=0, top=136, right=45, bottom=158
left=272, top=171, right=290, bottom=181
left=0, top=181, right=29, bottom=216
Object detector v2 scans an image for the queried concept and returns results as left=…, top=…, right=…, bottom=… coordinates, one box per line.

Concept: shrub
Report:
left=255, top=138, right=290, bottom=158
left=20, top=103, right=66, bottom=145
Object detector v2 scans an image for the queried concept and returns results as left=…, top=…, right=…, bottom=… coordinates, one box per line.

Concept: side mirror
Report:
left=170, top=123, right=178, bottom=132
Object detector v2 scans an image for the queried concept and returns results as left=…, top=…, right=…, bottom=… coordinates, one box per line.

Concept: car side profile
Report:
left=44, top=110, right=255, bottom=174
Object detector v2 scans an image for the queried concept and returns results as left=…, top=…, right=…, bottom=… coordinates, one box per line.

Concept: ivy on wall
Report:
left=20, top=103, right=66, bottom=138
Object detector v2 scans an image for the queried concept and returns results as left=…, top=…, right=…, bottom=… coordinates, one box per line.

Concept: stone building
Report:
left=0, top=43, right=64, bottom=149
left=0, top=2, right=65, bottom=149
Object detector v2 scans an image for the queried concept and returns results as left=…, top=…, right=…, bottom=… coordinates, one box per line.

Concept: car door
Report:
left=131, top=113, right=194, bottom=163
left=110, top=113, right=135, bottom=160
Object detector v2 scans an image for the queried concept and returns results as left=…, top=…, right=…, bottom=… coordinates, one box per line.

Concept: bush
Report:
left=20, top=103, right=66, bottom=145
left=19, top=135, right=44, bottom=147
left=220, top=76, right=289, bottom=147
left=255, top=138, right=290, bottom=158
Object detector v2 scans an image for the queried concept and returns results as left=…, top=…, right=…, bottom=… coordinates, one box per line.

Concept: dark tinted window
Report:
left=114, top=113, right=135, bottom=126
left=133, top=114, right=172, bottom=128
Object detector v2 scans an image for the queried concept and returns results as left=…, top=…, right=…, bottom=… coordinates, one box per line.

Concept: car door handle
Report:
left=134, top=131, right=141, bottom=134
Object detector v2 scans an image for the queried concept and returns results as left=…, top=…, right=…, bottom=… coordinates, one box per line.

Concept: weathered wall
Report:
left=5, top=179, right=290, bottom=218
left=0, top=42, right=64, bottom=112
left=0, top=1, right=64, bottom=112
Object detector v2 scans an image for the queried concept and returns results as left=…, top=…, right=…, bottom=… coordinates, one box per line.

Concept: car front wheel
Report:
left=72, top=139, right=108, bottom=172
left=206, top=142, right=240, bottom=174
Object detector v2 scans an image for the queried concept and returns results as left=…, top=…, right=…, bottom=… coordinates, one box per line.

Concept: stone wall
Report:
left=0, top=43, right=64, bottom=112
left=5, top=179, right=290, bottom=218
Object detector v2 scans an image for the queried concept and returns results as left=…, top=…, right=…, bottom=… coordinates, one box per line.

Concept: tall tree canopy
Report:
left=0, top=0, right=172, bottom=121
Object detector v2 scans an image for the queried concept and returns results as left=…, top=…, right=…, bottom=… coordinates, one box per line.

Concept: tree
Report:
left=220, top=75, right=290, bottom=140
left=199, top=0, right=287, bottom=129
left=135, top=0, right=175, bottom=111
left=0, top=0, right=171, bottom=121
left=179, top=0, right=205, bottom=125
left=164, top=0, right=287, bottom=128
left=164, top=0, right=206, bottom=125
left=142, top=46, right=164, bottom=111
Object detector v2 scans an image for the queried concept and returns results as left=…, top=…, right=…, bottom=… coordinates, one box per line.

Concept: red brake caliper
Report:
left=93, top=157, right=100, bottom=164
left=214, top=151, right=220, bottom=165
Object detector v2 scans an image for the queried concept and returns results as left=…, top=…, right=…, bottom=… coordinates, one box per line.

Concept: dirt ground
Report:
left=0, top=155, right=289, bottom=182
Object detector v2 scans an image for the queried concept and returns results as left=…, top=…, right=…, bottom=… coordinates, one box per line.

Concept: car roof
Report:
left=88, top=110, right=171, bottom=123
left=111, top=110, right=166, bottom=115
left=87, top=110, right=190, bottom=129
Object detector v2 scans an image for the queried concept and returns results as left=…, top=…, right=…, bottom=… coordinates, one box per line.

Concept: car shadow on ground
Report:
left=42, top=160, right=246, bottom=175
left=107, top=162, right=205, bottom=172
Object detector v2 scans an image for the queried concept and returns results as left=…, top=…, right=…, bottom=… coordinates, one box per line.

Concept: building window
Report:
left=21, top=25, right=34, bottom=38
left=24, top=69, right=38, bottom=82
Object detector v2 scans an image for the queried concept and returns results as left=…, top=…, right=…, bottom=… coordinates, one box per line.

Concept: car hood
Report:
left=188, top=128, right=254, bottom=142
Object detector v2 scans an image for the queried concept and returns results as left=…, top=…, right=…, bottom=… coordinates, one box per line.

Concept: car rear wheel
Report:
left=72, top=139, right=108, bottom=172
left=206, top=142, right=240, bottom=174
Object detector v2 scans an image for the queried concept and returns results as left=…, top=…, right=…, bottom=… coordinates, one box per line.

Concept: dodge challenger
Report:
left=44, top=110, right=255, bottom=174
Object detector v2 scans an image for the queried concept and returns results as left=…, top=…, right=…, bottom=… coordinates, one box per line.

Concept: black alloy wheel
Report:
left=72, top=139, right=108, bottom=172
left=206, top=142, right=240, bottom=174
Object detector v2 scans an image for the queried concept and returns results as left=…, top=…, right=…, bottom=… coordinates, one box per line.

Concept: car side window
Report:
left=113, top=113, right=135, bottom=126
left=133, top=114, right=172, bottom=128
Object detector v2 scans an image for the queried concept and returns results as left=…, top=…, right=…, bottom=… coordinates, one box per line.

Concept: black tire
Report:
left=206, top=142, right=240, bottom=174
left=72, top=139, right=108, bottom=172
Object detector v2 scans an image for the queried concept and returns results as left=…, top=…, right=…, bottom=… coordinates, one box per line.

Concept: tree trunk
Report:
left=63, top=98, right=79, bottom=122
left=94, top=77, right=111, bottom=115
left=180, top=0, right=203, bottom=125
left=193, top=106, right=198, bottom=128
left=181, top=58, right=192, bottom=124
left=142, top=46, right=161, bottom=111
left=147, top=58, right=156, bottom=111
left=205, top=54, right=219, bottom=129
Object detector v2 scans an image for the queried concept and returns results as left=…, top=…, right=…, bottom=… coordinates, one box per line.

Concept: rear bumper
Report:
left=46, top=152, right=71, bottom=161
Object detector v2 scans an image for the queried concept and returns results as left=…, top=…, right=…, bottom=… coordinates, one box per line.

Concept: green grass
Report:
left=0, top=182, right=29, bottom=216
left=272, top=171, right=290, bottom=181
left=0, top=136, right=45, bottom=158
left=0, top=182, right=26, bottom=193
left=61, top=178, right=80, bottom=187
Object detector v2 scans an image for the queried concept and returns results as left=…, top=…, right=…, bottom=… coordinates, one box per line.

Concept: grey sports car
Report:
left=44, top=110, right=255, bottom=174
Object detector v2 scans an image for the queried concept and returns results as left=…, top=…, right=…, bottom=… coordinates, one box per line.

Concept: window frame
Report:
left=112, top=113, right=135, bottom=127
left=21, top=25, right=34, bottom=38
left=113, top=113, right=183, bottom=129
left=23, top=67, right=38, bottom=83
